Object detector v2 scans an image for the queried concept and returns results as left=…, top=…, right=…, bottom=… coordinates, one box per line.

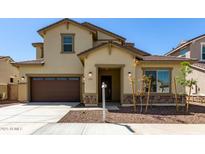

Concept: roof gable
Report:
left=82, top=22, right=126, bottom=41
left=77, top=42, right=147, bottom=60
left=38, top=18, right=96, bottom=37
left=165, top=34, right=205, bottom=56
left=0, top=56, right=14, bottom=62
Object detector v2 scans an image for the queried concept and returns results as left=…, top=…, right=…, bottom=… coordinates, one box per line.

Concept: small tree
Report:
left=143, top=76, right=152, bottom=113
left=176, top=62, right=197, bottom=112
left=128, top=59, right=140, bottom=112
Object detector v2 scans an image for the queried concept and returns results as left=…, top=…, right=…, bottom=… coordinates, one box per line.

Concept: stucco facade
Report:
left=0, top=57, right=19, bottom=100
left=14, top=18, right=193, bottom=105
left=0, top=57, right=19, bottom=84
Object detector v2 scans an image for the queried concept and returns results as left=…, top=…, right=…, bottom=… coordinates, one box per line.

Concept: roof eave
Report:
left=37, top=18, right=96, bottom=37
left=78, top=43, right=144, bottom=60
left=82, top=22, right=126, bottom=41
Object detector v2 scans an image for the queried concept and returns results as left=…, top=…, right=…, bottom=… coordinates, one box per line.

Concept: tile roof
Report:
left=0, top=56, right=14, bottom=62
left=142, top=55, right=197, bottom=61
left=12, top=59, right=45, bottom=65
left=77, top=42, right=150, bottom=59
left=192, top=62, right=205, bottom=70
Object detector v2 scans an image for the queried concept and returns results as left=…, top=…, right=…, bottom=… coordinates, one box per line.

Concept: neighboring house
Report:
left=13, top=18, right=195, bottom=105
left=0, top=56, right=19, bottom=100
left=165, top=34, right=205, bottom=101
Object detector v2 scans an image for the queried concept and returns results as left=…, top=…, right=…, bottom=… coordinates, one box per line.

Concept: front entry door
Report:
left=101, top=76, right=112, bottom=101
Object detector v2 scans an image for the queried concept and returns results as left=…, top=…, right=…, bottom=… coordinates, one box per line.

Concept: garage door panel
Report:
left=31, top=77, right=80, bottom=102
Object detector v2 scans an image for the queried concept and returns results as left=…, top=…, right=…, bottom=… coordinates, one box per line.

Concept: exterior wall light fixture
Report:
left=21, top=76, right=25, bottom=81
left=88, top=72, right=92, bottom=77
left=128, top=72, right=132, bottom=77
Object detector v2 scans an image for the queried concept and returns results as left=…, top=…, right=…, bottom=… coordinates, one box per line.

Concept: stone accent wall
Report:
left=123, top=94, right=186, bottom=105
left=83, top=93, right=97, bottom=104
left=189, top=96, right=205, bottom=103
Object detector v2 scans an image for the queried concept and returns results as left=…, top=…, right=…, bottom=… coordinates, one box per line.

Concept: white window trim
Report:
left=200, top=43, right=205, bottom=61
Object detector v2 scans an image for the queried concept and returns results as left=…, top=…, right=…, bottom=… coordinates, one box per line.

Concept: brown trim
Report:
left=141, top=55, right=197, bottom=62
left=97, top=39, right=120, bottom=42
left=12, top=63, right=44, bottom=66
left=142, top=67, right=172, bottom=94
left=77, top=42, right=144, bottom=60
left=26, top=74, right=83, bottom=77
left=61, top=33, right=75, bottom=53
left=82, top=22, right=126, bottom=41
left=32, top=42, right=43, bottom=47
left=41, top=46, right=44, bottom=58
left=141, top=67, right=173, bottom=70
left=12, top=59, right=45, bottom=66
left=0, top=56, right=14, bottom=62
left=95, top=64, right=125, bottom=68
left=38, top=18, right=96, bottom=37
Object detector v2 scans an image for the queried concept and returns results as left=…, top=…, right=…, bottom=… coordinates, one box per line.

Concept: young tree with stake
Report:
left=176, top=62, right=197, bottom=112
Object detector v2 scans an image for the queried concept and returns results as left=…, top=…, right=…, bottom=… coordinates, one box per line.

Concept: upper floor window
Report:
left=201, top=44, right=205, bottom=60
left=10, top=77, right=14, bottom=83
left=144, top=69, right=171, bottom=93
left=61, top=34, right=74, bottom=53
left=179, top=48, right=188, bottom=57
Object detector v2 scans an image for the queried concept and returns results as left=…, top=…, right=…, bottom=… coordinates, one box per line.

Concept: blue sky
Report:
left=1, top=18, right=205, bottom=61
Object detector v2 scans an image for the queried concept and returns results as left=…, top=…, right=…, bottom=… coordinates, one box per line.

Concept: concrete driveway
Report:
left=0, top=103, right=78, bottom=135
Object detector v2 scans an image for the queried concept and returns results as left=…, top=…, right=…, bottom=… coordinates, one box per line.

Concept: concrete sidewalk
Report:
left=33, top=123, right=135, bottom=135
left=33, top=123, right=205, bottom=135
left=1, top=122, right=205, bottom=135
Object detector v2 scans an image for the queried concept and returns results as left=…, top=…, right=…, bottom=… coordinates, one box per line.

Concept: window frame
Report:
left=179, top=47, right=188, bottom=57
left=61, top=33, right=75, bottom=53
left=201, top=43, right=205, bottom=61
left=143, top=68, right=172, bottom=94
left=10, top=77, right=14, bottom=83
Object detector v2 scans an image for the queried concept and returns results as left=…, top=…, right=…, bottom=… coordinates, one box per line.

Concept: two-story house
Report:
left=13, top=18, right=195, bottom=106
left=165, top=34, right=205, bottom=102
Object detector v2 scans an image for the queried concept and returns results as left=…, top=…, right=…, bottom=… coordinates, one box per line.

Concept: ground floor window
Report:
left=144, top=69, right=171, bottom=93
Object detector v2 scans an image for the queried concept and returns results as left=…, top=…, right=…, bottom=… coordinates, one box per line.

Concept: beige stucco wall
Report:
left=36, top=46, right=43, bottom=59
left=0, top=58, right=19, bottom=84
left=0, top=84, right=8, bottom=100
left=18, top=83, right=27, bottom=102
left=18, top=22, right=94, bottom=101
left=97, top=31, right=116, bottom=40
left=84, top=46, right=185, bottom=97
left=43, top=23, right=92, bottom=74
left=19, top=22, right=93, bottom=77
left=187, top=68, right=205, bottom=96
left=84, top=45, right=135, bottom=95
left=93, top=31, right=122, bottom=47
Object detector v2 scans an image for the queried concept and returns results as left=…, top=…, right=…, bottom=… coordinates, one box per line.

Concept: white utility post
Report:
left=101, top=82, right=107, bottom=122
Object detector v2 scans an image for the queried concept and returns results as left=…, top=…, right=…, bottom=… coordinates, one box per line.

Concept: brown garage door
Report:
left=31, top=77, right=80, bottom=102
